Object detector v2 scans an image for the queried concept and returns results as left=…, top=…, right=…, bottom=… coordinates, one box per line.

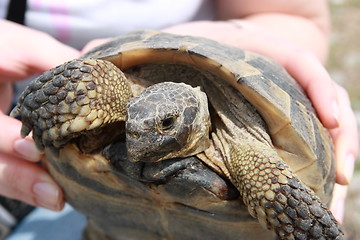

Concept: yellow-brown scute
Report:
left=11, top=58, right=132, bottom=150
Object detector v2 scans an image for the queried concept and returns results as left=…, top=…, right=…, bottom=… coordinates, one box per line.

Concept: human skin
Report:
left=0, top=20, right=80, bottom=210
left=0, top=0, right=357, bottom=223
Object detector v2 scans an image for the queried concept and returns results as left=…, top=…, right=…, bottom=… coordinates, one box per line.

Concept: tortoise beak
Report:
left=125, top=129, right=173, bottom=163
left=126, top=133, right=181, bottom=163
left=125, top=122, right=182, bottom=163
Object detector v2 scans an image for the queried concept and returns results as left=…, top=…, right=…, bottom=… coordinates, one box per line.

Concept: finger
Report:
left=80, top=38, right=111, bottom=55
left=283, top=50, right=339, bottom=129
left=0, top=152, right=64, bottom=211
left=29, top=35, right=80, bottom=72
left=0, top=113, right=42, bottom=162
left=0, top=20, right=80, bottom=82
left=330, top=183, right=348, bottom=224
left=0, top=43, right=78, bottom=83
left=329, top=85, right=358, bottom=185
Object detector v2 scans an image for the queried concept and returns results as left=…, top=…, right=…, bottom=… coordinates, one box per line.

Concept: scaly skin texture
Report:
left=126, top=82, right=210, bottom=163
left=11, top=53, right=341, bottom=239
left=126, top=81, right=343, bottom=240
left=11, top=58, right=132, bottom=151
left=227, top=144, right=343, bottom=240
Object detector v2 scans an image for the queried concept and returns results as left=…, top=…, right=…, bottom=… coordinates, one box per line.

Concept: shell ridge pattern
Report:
left=11, top=30, right=339, bottom=240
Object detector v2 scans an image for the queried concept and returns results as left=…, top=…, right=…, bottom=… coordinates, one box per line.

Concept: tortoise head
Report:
left=126, top=82, right=211, bottom=162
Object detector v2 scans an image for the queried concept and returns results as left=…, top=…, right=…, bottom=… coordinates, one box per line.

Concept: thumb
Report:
left=28, top=35, right=80, bottom=74
left=0, top=113, right=64, bottom=211
left=0, top=20, right=80, bottom=82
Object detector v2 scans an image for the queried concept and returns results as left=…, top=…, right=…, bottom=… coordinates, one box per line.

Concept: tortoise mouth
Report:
left=102, top=141, right=239, bottom=200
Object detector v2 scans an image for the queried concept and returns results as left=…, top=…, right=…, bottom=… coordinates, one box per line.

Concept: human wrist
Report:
left=235, top=13, right=329, bottom=63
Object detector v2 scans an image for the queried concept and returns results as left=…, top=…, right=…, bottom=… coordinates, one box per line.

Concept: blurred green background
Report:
left=329, top=0, right=360, bottom=239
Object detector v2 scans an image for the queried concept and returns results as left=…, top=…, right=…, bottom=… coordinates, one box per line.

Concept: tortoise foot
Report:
left=227, top=144, right=343, bottom=240
left=10, top=58, right=131, bottom=151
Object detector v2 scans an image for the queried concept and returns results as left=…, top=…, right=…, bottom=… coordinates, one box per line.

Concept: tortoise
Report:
left=11, top=30, right=343, bottom=240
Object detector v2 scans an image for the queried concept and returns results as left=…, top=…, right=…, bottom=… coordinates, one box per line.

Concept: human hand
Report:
left=163, top=20, right=358, bottom=223
left=0, top=20, right=80, bottom=210
left=0, top=20, right=79, bottom=83
left=0, top=112, right=64, bottom=211
left=285, top=50, right=358, bottom=224
left=0, top=20, right=80, bottom=113
left=81, top=38, right=111, bottom=55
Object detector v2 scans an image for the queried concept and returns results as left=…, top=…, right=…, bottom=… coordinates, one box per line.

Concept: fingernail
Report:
left=14, top=139, right=41, bottom=162
left=332, top=100, right=340, bottom=127
left=344, top=153, right=355, bottom=184
left=33, top=181, right=61, bottom=210
left=331, top=199, right=345, bottom=224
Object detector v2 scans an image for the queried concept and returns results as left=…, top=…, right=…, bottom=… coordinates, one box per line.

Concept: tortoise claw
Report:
left=227, top=144, right=343, bottom=240
left=11, top=58, right=132, bottom=151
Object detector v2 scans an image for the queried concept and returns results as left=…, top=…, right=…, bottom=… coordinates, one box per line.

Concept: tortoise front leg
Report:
left=227, top=144, right=343, bottom=240
left=10, top=58, right=132, bottom=152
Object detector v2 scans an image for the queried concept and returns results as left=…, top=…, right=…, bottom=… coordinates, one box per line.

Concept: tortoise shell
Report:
left=83, top=30, right=335, bottom=200
left=12, top=31, right=336, bottom=240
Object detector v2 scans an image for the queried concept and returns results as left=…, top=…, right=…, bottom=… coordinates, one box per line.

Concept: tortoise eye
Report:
left=160, top=116, right=176, bottom=131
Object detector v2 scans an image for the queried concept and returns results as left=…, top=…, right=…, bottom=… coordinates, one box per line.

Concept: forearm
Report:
left=215, top=0, right=330, bottom=63
left=163, top=18, right=327, bottom=68
left=231, top=13, right=329, bottom=63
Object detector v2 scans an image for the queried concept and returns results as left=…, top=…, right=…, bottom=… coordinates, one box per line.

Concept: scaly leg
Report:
left=10, top=58, right=132, bottom=152
left=227, top=144, right=343, bottom=240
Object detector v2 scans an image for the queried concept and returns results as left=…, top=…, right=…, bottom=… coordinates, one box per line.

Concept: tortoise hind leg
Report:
left=227, top=144, right=343, bottom=240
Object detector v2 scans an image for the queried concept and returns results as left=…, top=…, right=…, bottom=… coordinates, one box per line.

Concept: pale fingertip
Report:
left=317, top=96, right=340, bottom=129
left=33, top=181, right=63, bottom=211
left=344, top=153, right=355, bottom=185
left=331, top=99, right=340, bottom=128
left=335, top=153, right=355, bottom=186
left=330, top=198, right=345, bottom=224
left=13, top=138, right=42, bottom=162
left=329, top=184, right=348, bottom=224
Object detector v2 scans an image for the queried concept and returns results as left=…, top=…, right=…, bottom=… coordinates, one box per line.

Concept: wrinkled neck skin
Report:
left=124, top=63, right=272, bottom=175
left=197, top=73, right=272, bottom=178
left=125, top=64, right=271, bottom=172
